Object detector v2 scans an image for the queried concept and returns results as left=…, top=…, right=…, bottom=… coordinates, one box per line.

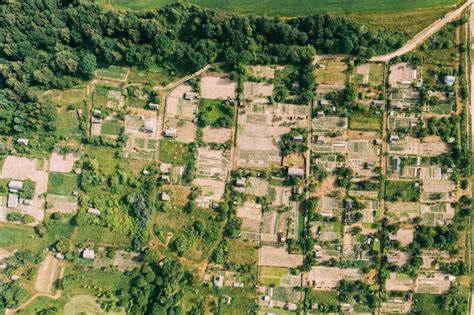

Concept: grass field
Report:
left=96, top=66, right=128, bottom=81
left=385, top=180, right=420, bottom=202
left=48, top=173, right=79, bottom=196
left=413, top=294, right=445, bottom=315
left=102, top=0, right=461, bottom=15
left=228, top=240, right=257, bottom=265
left=0, top=226, right=43, bottom=251
left=349, top=112, right=381, bottom=130
left=159, top=140, right=192, bottom=164
left=101, top=120, right=123, bottom=135
left=259, top=266, right=289, bottom=286
left=76, top=225, right=131, bottom=247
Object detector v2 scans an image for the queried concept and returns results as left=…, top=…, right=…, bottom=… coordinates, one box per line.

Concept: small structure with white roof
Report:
left=82, top=248, right=95, bottom=260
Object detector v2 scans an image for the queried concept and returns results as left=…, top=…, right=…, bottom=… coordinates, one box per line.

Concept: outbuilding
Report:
left=82, top=248, right=95, bottom=260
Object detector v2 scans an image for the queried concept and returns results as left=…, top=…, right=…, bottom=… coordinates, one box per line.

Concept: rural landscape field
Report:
left=0, top=0, right=472, bottom=314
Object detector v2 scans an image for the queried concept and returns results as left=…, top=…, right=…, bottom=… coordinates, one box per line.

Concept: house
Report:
left=148, top=102, right=160, bottom=110
left=87, top=207, right=101, bottom=215
left=392, top=101, right=404, bottom=110
left=365, top=162, right=375, bottom=170
left=160, top=163, right=171, bottom=173
left=374, top=139, right=383, bottom=146
left=286, top=303, right=298, bottom=311
left=17, top=138, right=29, bottom=146
left=10, top=275, right=20, bottom=281
left=164, top=128, right=177, bottom=138
left=293, top=135, right=304, bottom=142
left=291, top=81, right=300, bottom=90
left=56, top=253, right=65, bottom=260
left=319, top=99, right=329, bottom=106
left=7, top=194, right=19, bottom=208
left=232, top=282, right=244, bottom=288
left=91, top=110, right=102, bottom=124
left=23, top=199, right=32, bottom=206
left=143, top=118, right=157, bottom=133
left=288, top=167, right=305, bottom=178
left=316, top=136, right=326, bottom=144
left=389, top=134, right=400, bottom=143
left=82, top=248, right=95, bottom=260
left=235, top=178, right=246, bottom=187
left=213, top=275, right=224, bottom=288
left=8, top=180, right=24, bottom=191
left=161, top=192, right=171, bottom=201
left=161, top=175, right=170, bottom=183
left=184, top=92, right=198, bottom=100
left=392, top=157, right=401, bottom=172
left=444, top=75, right=455, bottom=86
left=345, top=199, right=354, bottom=209
left=372, top=100, right=384, bottom=107
left=316, top=111, right=325, bottom=118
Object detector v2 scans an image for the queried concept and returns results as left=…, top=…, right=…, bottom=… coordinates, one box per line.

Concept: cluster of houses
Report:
left=7, top=180, right=32, bottom=209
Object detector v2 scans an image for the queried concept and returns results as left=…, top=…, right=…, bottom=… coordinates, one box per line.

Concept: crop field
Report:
left=48, top=173, right=79, bottom=195
left=103, top=0, right=461, bottom=15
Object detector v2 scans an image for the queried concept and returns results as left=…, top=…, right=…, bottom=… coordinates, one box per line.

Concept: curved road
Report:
left=371, top=0, right=473, bottom=63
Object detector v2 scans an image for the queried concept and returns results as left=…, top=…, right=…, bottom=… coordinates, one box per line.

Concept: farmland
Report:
left=102, top=0, right=461, bottom=15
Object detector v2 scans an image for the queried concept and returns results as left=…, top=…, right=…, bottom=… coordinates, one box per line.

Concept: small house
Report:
left=213, top=275, right=224, bottom=288
left=87, top=207, right=101, bottom=215
left=444, top=75, right=455, bottom=87
left=235, top=178, right=246, bottom=187
left=288, top=167, right=304, bottom=178
left=372, top=100, right=384, bottom=107
left=316, top=111, right=325, bottom=118
left=389, top=134, right=400, bottom=143
left=293, top=135, right=304, bottom=142
left=143, top=118, right=157, bottom=133
left=7, top=194, right=19, bottom=208
left=184, top=92, right=198, bottom=100
left=345, top=199, right=354, bottom=209
left=291, top=81, right=300, bottom=90
left=10, top=275, right=20, bottom=281
left=392, top=101, right=404, bottom=110
left=319, top=99, right=329, bottom=106
left=374, top=139, right=382, bottom=146
left=82, top=248, right=95, bottom=260
left=164, top=128, right=177, bottom=138
left=56, top=253, right=65, bottom=260
left=161, top=192, right=171, bottom=201
left=392, top=157, right=401, bottom=172
left=17, top=138, right=29, bottom=146
left=161, top=175, right=170, bottom=183
left=8, top=180, right=24, bottom=191
left=148, top=102, right=160, bottom=110
left=23, top=199, right=33, bottom=206
left=365, top=162, right=375, bottom=170
left=316, top=136, right=326, bottom=144
left=160, top=163, right=171, bottom=173
left=91, top=110, right=102, bottom=124
left=286, top=303, right=298, bottom=311
left=232, top=282, right=244, bottom=288
left=221, top=295, right=232, bottom=304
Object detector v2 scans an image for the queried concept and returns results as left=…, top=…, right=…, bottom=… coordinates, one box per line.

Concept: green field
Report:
left=103, top=0, right=460, bottom=15
left=385, top=180, right=420, bottom=202
left=0, top=226, right=42, bottom=250
left=48, top=173, right=79, bottom=195
left=96, top=66, right=128, bottom=81
left=349, top=113, right=381, bottom=131
left=159, top=140, right=192, bottom=164
left=101, top=120, right=123, bottom=135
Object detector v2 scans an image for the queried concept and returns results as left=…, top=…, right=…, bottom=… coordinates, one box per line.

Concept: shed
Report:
left=148, top=102, right=160, bottom=110
left=143, top=118, right=157, bottom=133
left=291, top=81, right=300, bottom=90
left=286, top=303, right=298, bottom=311
left=7, top=194, right=19, bottom=208
left=160, top=163, right=172, bottom=173
left=87, top=207, right=101, bottom=215
left=444, top=75, right=455, bottom=86
left=389, top=134, right=400, bottom=143
left=184, top=92, right=198, bottom=100
left=293, top=135, right=304, bottom=142
left=316, top=136, right=326, bottom=144
left=17, top=138, right=29, bottom=146
left=288, top=167, right=305, bottom=178
left=161, top=192, right=171, bottom=201
left=213, top=275, right=224, bottom=288
left=8, top=180, right=24, bottom=190
left=316, top=111, right=325, bottom=118
left=23, top=199, right=33, bottom=206
left=319, top=99, right=329, bottom=106
left=82, top=248, right=95, bottom=260
left=235, top=178, right=246, bottom=187
left=372, top=100, right=384, bottom=107
left=164, top=128, right=177, bottom=138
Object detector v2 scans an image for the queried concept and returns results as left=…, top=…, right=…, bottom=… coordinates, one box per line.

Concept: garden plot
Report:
left=389, top=62, right=419, bottom=88
left=259, top=267, right=301, bottom=287
left=124, top=136, right=158, bottom=161
left=248, top=65, right=283, bottom=80
left=64, top=295, right=125, bottom=315
left=163, top=119, right=196, bottom=143
left=258, top=246, right=303, bottom=268
left=420, top=203, right=454, bottom=225
left=318, top=196, right=343, bottom=217
left=380, top=300, right=412, bottom=314
left=305, top=266, right=362, bottom=289
left=124, top=109, right=159, bottom=138
left=386, top=272, right=415, bottom=291
left=166, top=83, right=198, bottom=120
left=243, top=82, right=274, bottom=99
left=202, top=127, right=231, bottom=144
left=312, top=221, right=342, bottom=242
left=361, top=201, right=380, bottom=225
left=194, top=147, right=230, bottom=181
left=402, top=166, right=443, bottom=180
left=49, top=151, right=80, bottom=173
left=93, top=84, right=126, bottom=108
left=234, top=177, right=269, bottom=197
left=387, top=250, right=411, bottom=267
left=101, top=114, right=124, bottom=138
left=0, top=156, right=48, bottom=223
left=313, top=154, right=344, bottom=172
left=314, top=59, right=347, bottom=85
left=415, top=273, right=453, bottom=294
left=386, top=202, right=420, bottom=222
left=268, top=186, right=292, bottom=206
left=354, top=63, right=384, bottom=86
left=237, top=201, right=263, bottom=234
left=314, top=244, right=341, bottom=262
left=388, top=136, right=448, bottom=156
left=312, top=116, right=348, bottom=131
left=200, top=76, right=236, bottom=99
left=46, top=194, right=78, bottom=214
left=396, top=228, right=414, bottom=246
left=193, top=178, right=226, bottom=207
left=95, top=66, right=129, bottom=82
left=388, top=113, right=420, bottom=131
left=35, top=253, right=60, bottom=294
left=112, top=251, right=141, bottom=272
left=422, top=179, right=454, bottom=194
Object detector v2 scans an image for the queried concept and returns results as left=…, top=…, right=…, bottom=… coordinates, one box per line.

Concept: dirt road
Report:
left=371, top=0, right=473, bottom=63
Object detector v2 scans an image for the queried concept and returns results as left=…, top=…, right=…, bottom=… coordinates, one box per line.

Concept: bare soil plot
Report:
left=163, top=118, right=196, bottom=143
left=35, top=254, right=59, bottom=294
left=49, top=151, right=80, bottom=173
left=389, top=62, right=418, bottom=87
left=312, top=117, right=348, bottom=131
left=420, top=203, right=454, bottom=225
left=386, top=202, right=420, bottom=222
left=112, top=251, right=140, bottom=272
left=396, top=229, right=414, bottom=246
left=0, top=156, right=48, bottom=223
left=46, top=194, right=78, bottom=214
left=248, top=65, right=283, bottom=80
left=305, top=266, right=361, bottom=289
left=95, top=66, right=129, bottom=82
left=386, top=272, right=415, bottom=291
left=415, top=272, right=453, bottom=294
left=318, top=197, right=343, bottom=217
left=202, top=127, right=232, bottom=144
left=243, top=82, right=274, bottom=99
left=195, top=147, right=230, bottom=181
left=200, top=76, right=236, bottom=99
left=380, top=300, right=412, bottom=314
left=166, top=83, right=197, bottom=119
left=234, top=177, right=269, bottom=197
left=268, top=186, right=292, bottom=206
left=193, top=178, right=226, bottom=206
left=237, top=201, right=263, bottom=233
left=258, top=246, right=303, bottom=268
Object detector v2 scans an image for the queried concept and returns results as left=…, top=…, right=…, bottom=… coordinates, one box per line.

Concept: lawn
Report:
left=48, top=173, right=79, bottom=196
left=159, top=140, right=193, bottom=164
left=0, top=226, right=44, bottom=251
left=96, top=66, right=128, bottom=81
left=76, top=225, right=131, bottom=247
left=101, top=120, right=123, bottom=135
left=103, top=0, right=461, bottom=15
left=349, top=112, right=381, bottom=131
left=259, top=267, right=289, bottom=286
left=228, top=240, right=257, bottom=265
left=413, top=294, right=445, bottom=315
left=313, top=290, right=339, bottom=306
left=385, top=180, right=420, bottom=202
left=126, top=97, right=148, bottom=108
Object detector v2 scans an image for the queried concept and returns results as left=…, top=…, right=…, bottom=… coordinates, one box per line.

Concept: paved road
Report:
left=371, top=0, right=473, bottom=63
